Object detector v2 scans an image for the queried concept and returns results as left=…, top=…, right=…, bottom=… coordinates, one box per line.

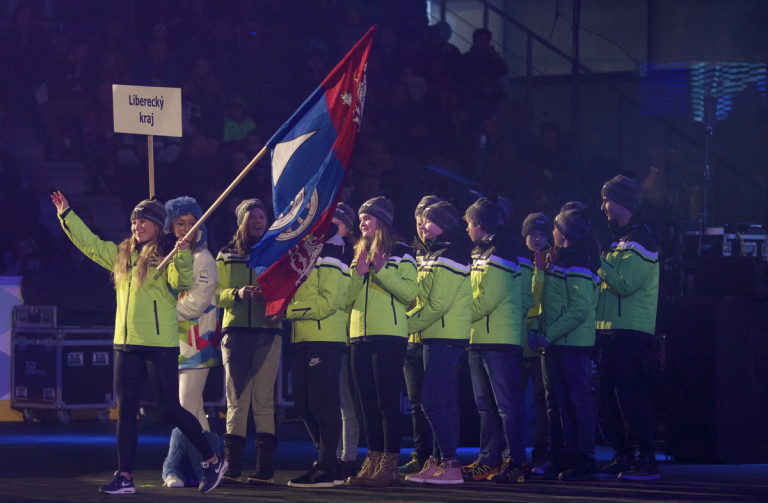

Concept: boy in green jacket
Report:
left=530, top=204, right=600, bottom=482
left=596, top=173, right=661, bottom=481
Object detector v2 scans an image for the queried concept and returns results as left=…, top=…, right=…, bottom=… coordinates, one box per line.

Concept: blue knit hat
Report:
left=164, top=196, right=207, bottom=247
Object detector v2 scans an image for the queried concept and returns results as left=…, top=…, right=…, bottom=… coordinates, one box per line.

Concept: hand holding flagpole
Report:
left=152, top=145, right=269, bottom=279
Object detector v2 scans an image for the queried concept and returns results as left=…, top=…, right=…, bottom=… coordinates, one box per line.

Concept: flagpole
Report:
left=152, top=145, right=270, bottom=278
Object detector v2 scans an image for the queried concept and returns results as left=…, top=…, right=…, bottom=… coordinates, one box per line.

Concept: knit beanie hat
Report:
left=359, top=196, right=394, bottom=228
left=465, top=198, right=501, bottom=232
left=334, top=202, right=356, bottom=233
left=554, top=205, right=592, bottom=241
left=415, top=195, right=442, bottom=218
left=422, top=201, right=460, bottom=232
left=236, top=199, right=267, bottom=227
left=601, top=172, right=639, bottom=210
left=522, top=212, right=551, bottom=237
left=496, top=197, right=514, bottom=226
left=164, top=196, right=202, bottom=231
left=560, top=201, right=587, bottom=213
left=130, top=198, right=166, bottom=228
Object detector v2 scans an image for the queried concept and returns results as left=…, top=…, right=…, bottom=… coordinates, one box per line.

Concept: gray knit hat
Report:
left=359, top=196, right=394, bottom=228
left=415, top=195, right=442, bottom=218
left=554, top=205, right=592, bottom=241
left=422, top=201, right=460, bottom=232
left=601, top=173, right=639, bottom=210
left=130, top=198, right=166, bottom=229
left=496, top=197, right=514, bottom=226
left=236, top=199, right=267, bottom=227
left=465, top=198, right=501, bottom=232
left=560, top=201, right=587, bottom=213
left=522, top=213, right=551, bottom=238
left=334, top=202, right=356, bottom=233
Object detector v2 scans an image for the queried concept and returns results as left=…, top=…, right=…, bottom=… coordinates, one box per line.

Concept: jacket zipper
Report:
left=248, top=267, right=253, bottom=327
left=153, top=300, right=160, bottom=335
left=391, top=294, right=397, bottom=325
left=617, top=295, right=622, bottom=317
left=124, top=263, right=133, bottom=345
left=363, top=269, right=370, bottom=337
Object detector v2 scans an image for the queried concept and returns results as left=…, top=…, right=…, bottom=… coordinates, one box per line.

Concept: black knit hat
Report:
left=560, top=201, right=587, bottom=213
left=522, top=212, right=551, bottom=238
left=236, top=199, right=267, bottom=227
left=415, top=195, right=442, bottom=218
left=359, top=196, right=394, bottom=228
left=465, top=198, right=501, bottom=232
left=422, top=201, right=460, bottom=232
left=131, top=198, right=166, bottom=229
left=496, top=197, right=514, bottom=226
left=554, top=205, right=592, bottom=241
left=601, top=172, right=639, bottom=210
left=334, top=202, right=356, bottom=233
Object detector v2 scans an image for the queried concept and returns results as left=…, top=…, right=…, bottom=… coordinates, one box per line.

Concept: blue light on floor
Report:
left=0, top=434, right=170, bottom=445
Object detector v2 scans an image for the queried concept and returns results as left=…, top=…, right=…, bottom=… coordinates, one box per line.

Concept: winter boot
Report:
left=222, top=434, right=246, bottom=484
left=248, top=432, right=277, bottom=485
left=362, top=452, right=402, bottom=487
left=346, top=450, right=382, bottom=486
left=618, top=452, right=660, bottom=481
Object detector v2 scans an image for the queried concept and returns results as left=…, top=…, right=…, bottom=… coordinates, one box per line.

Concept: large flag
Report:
left=250, top=26, right=375, bottom=315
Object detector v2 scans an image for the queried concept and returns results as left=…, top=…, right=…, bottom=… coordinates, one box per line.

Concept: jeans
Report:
left=292, top=345, right=343, bottom=468
left=542, top=349, right=595, bottom=459
left=403, top=343, right=432, bottom=461
left=520, top=356, right=550, bottom=452
left=115, top=349, right=213, bottom=473
left=468, top=348, right=526, bottom=466
left=351, top=340, right=407, bottom=454
left=221, top=333, right=282, bottom=437
left=421, top=343, right=464, bottom=462
left=598, top=334, right=655, bottom=454
left=336, top=351, right=359, bottom=461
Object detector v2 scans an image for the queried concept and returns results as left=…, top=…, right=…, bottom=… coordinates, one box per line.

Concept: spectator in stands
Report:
left=181, top=56, right=226, bottom=137
left=222, top=97, right=257, bottom=143
left=461, top=28, right=508, bottom=96
left=134, top=39, right=178, bottom=87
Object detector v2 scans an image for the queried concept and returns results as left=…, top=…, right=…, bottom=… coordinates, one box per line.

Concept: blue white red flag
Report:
left=249, top=26, right=375, bottom=315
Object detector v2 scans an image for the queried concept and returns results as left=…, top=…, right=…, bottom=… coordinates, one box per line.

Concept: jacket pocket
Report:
left=486, top=314, right=490, bottom=333
left=153, top=301, right=160, bottom=335
left=617, top=295, right=622, bottom=317
left=391, top=295, right=397, bottom=325
left=441, top=316, right=445, bottom=328
left=317, top=320, right=321, bottom=330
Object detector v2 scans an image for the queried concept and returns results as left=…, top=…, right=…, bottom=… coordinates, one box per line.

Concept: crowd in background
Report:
left=0, top=0, right=586, bottom=285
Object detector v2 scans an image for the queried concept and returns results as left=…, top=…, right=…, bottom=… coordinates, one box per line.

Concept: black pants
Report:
left=292, top=345, right=342, bottom=468
left=403, top=343, right=432, bottom=461
left=598, top=334, right=655, bottom=454
left=520, top=356, right=550, bottom=451
left=351, top=339, right=407, bottom=454
left=115, top=349, right=213, bottom=473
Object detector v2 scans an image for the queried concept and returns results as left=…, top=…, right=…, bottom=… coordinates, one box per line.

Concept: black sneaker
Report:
left=287, top=462, right=335, bottom=488
left=598, top=452, right=633, bottom=479
left=333, top=460, right=346, bottom=486
left=618, top=453, right=660, bottom=481
left=558, top=455, right=598, bottom=481
left=199, top=456, right=228, bottom=494
left=341, top=460, right=357, bottom=479
left=99, top=471, right=135, bottom=494
left=493, top=459, right=525, bottom=484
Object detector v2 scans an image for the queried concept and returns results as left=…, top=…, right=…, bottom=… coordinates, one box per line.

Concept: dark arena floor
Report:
left=1, top=420, right=767, bottom=503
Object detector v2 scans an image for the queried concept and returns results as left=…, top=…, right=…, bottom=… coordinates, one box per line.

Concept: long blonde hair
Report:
left=354, top=219, right=396, bottom=260
left=112, top=224, right=163, bottom=288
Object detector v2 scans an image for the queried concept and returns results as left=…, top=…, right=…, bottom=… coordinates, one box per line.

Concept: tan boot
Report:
left=346, top=451, right=382, bottom=486
left=362, top=452, right=402, bottom=487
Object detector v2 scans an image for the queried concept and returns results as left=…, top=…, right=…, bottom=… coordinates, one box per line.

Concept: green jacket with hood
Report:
left=347, top=241, right=418, bottom=343
left=216, top=241, right=282, bottom=336
left=59, top=208, right=192, bottom=351
left=470, top=232, right=523, bottom=353
left=286, top=232, right=351, bottom=347
left=407, top=228, right=473, bottom=345
left=540, top=236, right=601, bottom=351
left=596, top=214, right=659, bottom=339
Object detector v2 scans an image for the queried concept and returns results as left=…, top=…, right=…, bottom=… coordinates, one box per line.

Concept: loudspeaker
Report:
left=662, top=296, right=768, bottom=463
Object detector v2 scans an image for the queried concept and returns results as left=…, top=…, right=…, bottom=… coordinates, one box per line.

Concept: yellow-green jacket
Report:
left=59, top=208, right=192, bottom=350
left=347, top=242, right=418, bottom=343
left=286, top=234, right=350, bottom=346
left=216, top=242, right=282, bottom=336
left=523, top=264, right=546, bottom=358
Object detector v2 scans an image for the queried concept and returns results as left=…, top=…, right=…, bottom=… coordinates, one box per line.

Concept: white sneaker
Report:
left=405, top=456, right=438, bottom=483
left=163, top=475, right=184, bottom=487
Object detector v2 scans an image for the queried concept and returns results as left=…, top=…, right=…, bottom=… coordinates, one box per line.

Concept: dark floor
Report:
left=1, top=419, right=767, bottom=503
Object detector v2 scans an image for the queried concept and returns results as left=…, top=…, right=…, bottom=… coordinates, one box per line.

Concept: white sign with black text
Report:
left=112, top=84, right=182, bottom=137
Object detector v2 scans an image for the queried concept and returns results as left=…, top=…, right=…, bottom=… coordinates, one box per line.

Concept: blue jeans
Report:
left=468, top=348, right=526, bottom=466
left=403, top=343, right=433, bottom=461
left=421, top=343, right=464, bottom=462
left=542, top=350, right=595, bottom=459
